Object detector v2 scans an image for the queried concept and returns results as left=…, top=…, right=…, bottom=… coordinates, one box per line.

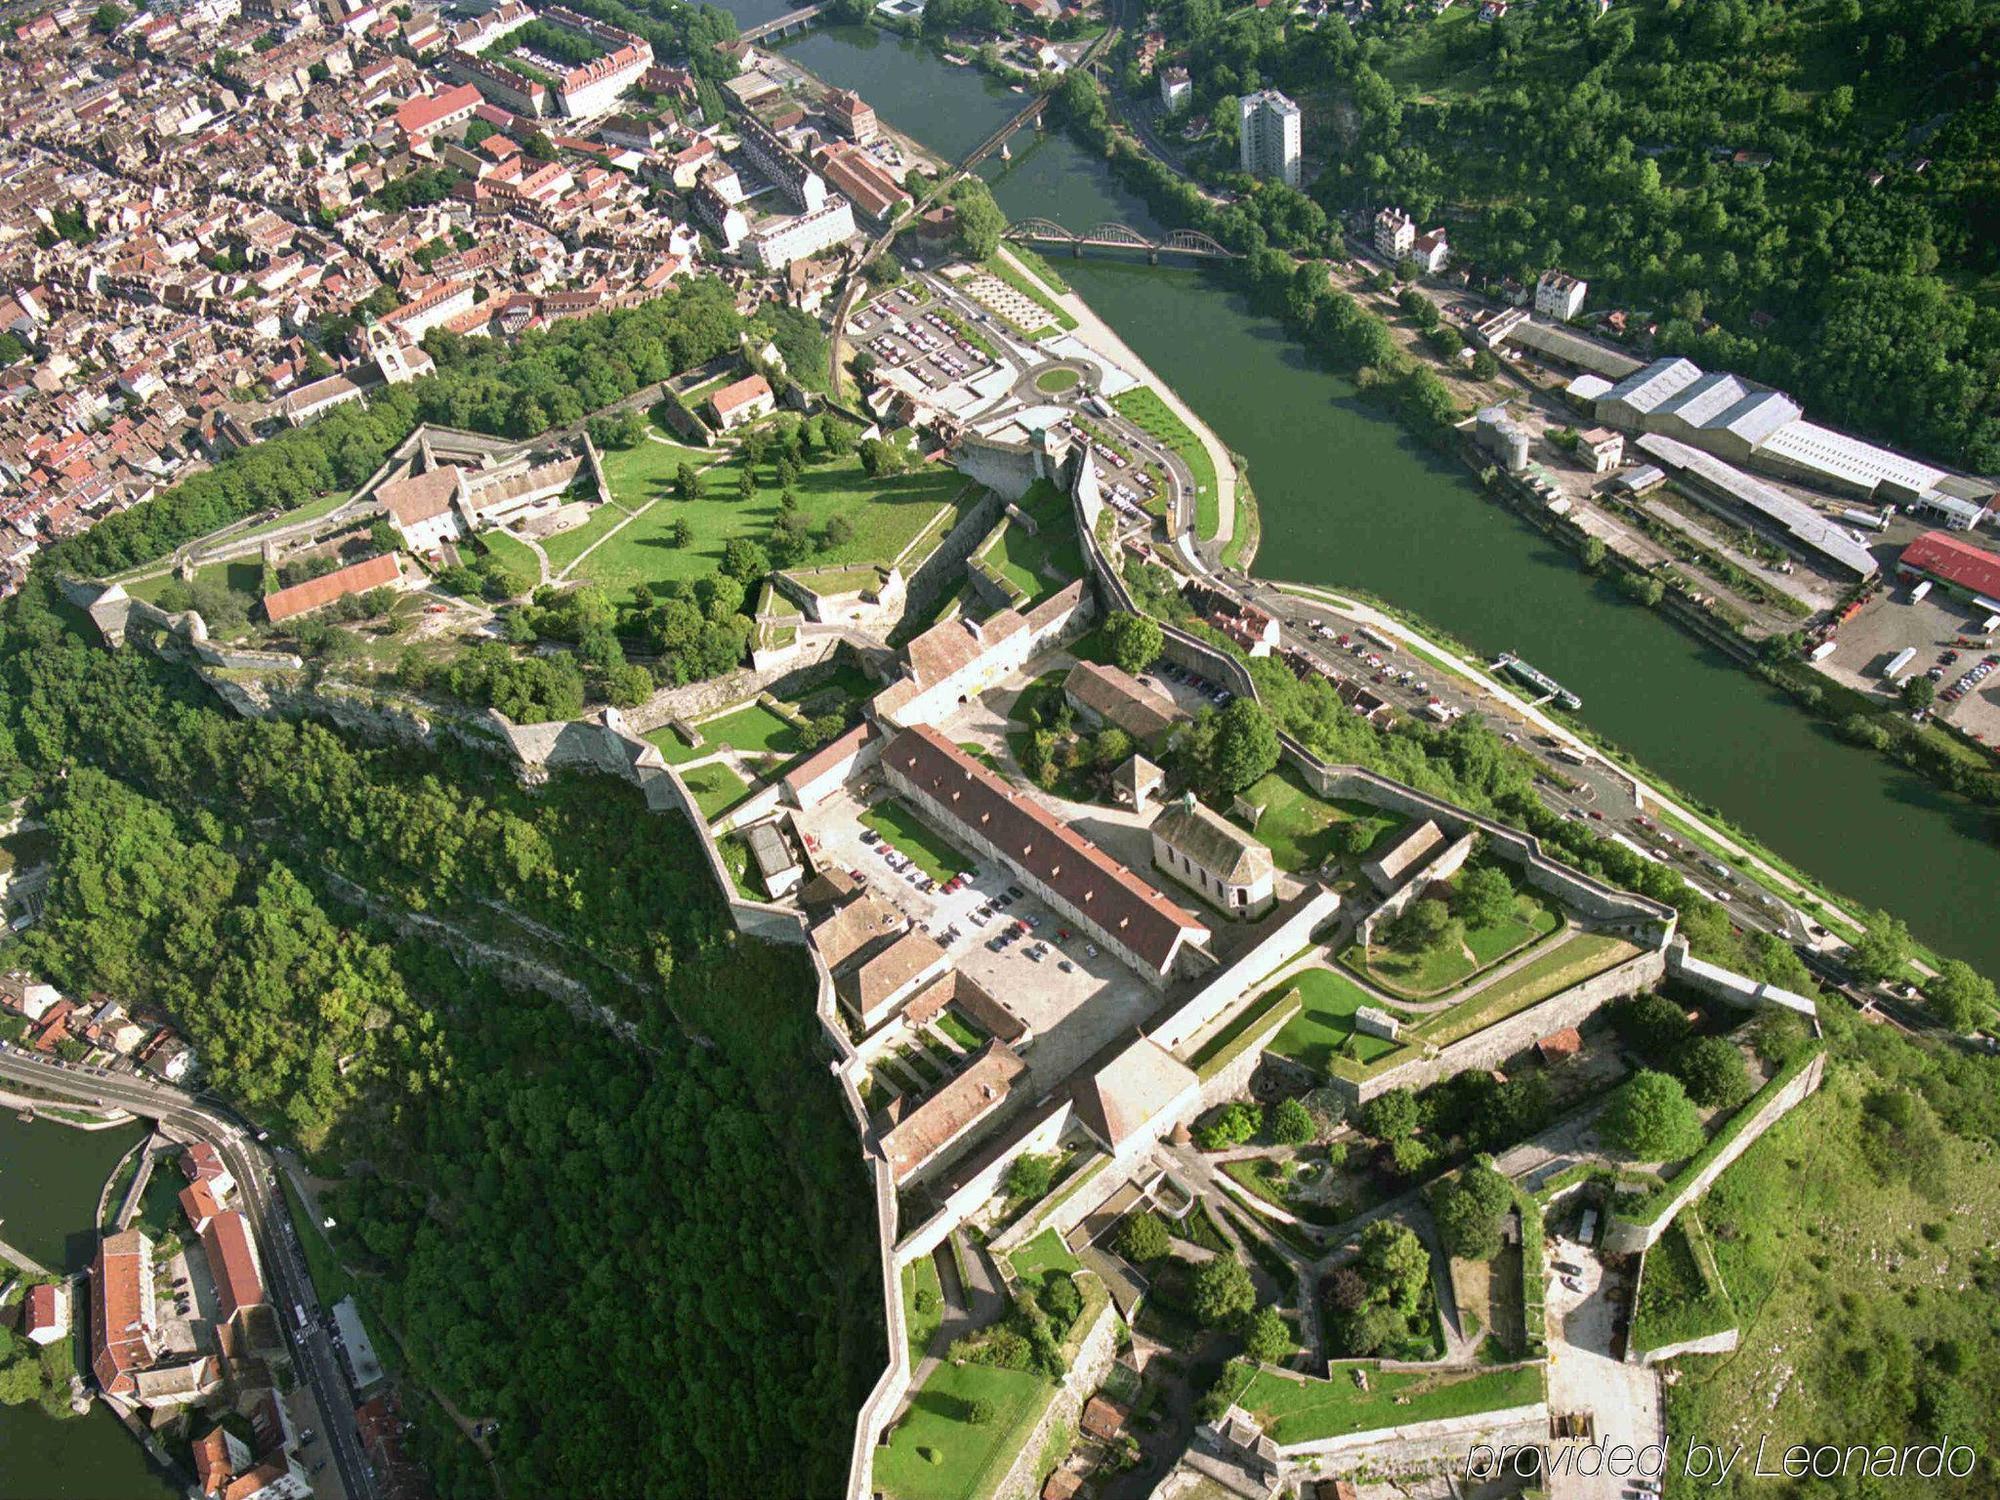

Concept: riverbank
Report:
left=756, top=16, right=2000, bottom=977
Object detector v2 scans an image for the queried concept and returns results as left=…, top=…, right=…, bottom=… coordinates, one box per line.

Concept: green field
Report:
left=861, top=800, right=970, bottom=884
left=540, top=498, right=639, bottom=576
left=875, top=1361, right=1055, bottom=1500
left=1113, top=387, right=1219, bottom=540
left=904, top=1255, right=944, bottom=1359
left=646, top=724, right=709, bottom=764
left=934, top=1008, right=984, bottom=1050
left=1236, top=1362, right=1543, bottom=1446
left=1233, top=770, right=1404, bottom=874
left=1402, top=932, right=1636, bottom=1049
left=477, top=529, right=542, bottom=590
left=976, top=480, right=1082, bottom=606
left=576, top=444, right=974, bottom=601
left=1349, top=897, right=1560, bottom=999
left=127, top=556, right=264, bottom=609
left=1630, top=1214, right=1736, bottom=1356
left=681, top=761, right=753, bottom=820
left=1033, top=367, right=1080, bottom=394
left=696, top=701, right=804, bottom=756
left=1008, top=1227, right=1083, bottom=1287
left=1266, top=967, right=1406, bottom=1073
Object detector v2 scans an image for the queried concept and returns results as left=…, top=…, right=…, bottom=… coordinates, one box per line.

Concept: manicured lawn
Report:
left=1407, top=932, right=1637, bottom=1048
left=680, top=761, right=753, bottom=820
left=1463, top=899, right=1559, bottom=966
left=935, top=1009, right=985, bottom=1050
left=1191, top=985, right=1303, bottom=1080
left=540, top=498, right=637, bottom=576
left=478, top=529, right=542, bottom=588
left=580, top=443, right=975, bottom=601
left=698, top=701, right=804, bottom=756
left=976, top=481, right=1082, bottom=605
left=127, top=556, right=264, bottom=610
left=1113, top=387, right=1219, bottom=540
left=1232, top=771, right=1403, bottom=874
left=904, top=1255, right=944, bottom=1359
left=1221, top=1156, right=1345, bottom=1227
left=876, top=1361, right=1054, bottom=1500
left=860, top=800, right=970, bottom=885
left=281, top=1176, right=358, bottom=1307
left=1267, top=968, right=1406, bottom=1074
left=1009, top=1228, right=1082, bottom=1286
left=645, top=725, right=708, bottom=764
left=1034, top=367, right=1081, bottom=394
left=1237, top=1362, right=1544, bottom=1445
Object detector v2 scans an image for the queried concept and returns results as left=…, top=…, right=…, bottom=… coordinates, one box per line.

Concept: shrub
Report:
left=1196, top=1101, right=1263, bottom=1151
left=1269, top=1095, right=1315, bottom=1146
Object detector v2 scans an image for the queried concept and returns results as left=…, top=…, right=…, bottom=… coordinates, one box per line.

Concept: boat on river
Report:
left=1493, top=652, right=1583, bottom=711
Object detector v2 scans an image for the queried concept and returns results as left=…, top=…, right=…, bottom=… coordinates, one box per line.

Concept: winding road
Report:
left=0, top=1046, right=381, bottom=1500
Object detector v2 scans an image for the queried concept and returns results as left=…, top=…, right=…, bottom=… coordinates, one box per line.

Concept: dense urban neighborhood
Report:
left=5, top=0, right=2000, bottom=1499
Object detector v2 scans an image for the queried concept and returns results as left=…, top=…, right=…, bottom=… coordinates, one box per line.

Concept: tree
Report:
left=669, top=518, right=695, bottom=548
left=1270, top=1095, right=1315, bottom=1146
left=967, top=1397, right=996, bottom=1425
left=736, top=467, right=758, bottom=504
left=1118, top=1210, right=1171, bottom=1264
left=720, top=538, right=770, bottom=581
left=1429, top=1158, right=1513, bottom=1261
left=1902, top=675, right=1936, bottom=712
left=1190, top=699, right=1280, bottom=797
left=1601, top=1070, right=1705, bottom=1161
left=1675, top=1036, right=1752, bottom=1109
left=1470, top=348, right=1500, bottom=380
left=1190, top=1256, right=1255, bottom=1327
left=823, top=514, right=857, bottom=550
left=1356, top=1220, right=1430, bottom=1313
left=1751, top=1008, right=1811, bottom=1066
left=1455, top=866, right=1515, bottom=930
left=1849, top=908, right=1912, bottom=984
left=92, top=2, right=127, bottom=32
left=1005, top=1152, right=1055, bottom=1200
left=1386, top=897, right=1453, bottom=952
left=1103, top=612, right=1164, bottom=676
left=1196, top=1100, right=1263, bottom=1150
left=1612, top=994, right=1692, bottom=1060
left=1341, top=820, right=1381, bottom=857
left=1924, top=959, right=1998, bottom=1033
left=948, top=176, right=1006, bottom=260
left=1242, top=1304, right=1291, bottom=1365
left=1359, top=1087, right=1418, bottom=1142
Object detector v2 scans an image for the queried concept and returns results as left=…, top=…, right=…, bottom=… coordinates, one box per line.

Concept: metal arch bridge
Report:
left=1003, top=218, right=1239, bottom=262
left=737, top=1, right=828, bottom=43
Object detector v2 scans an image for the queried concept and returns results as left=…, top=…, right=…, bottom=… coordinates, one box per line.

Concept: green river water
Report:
left=754, top=18, right=2000, bottom=975
left=0, top=1111, right=178, bottom=1500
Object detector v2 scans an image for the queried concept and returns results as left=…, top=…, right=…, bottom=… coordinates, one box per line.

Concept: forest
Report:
left=0, top=579, right=883, bottom=1498
left=1100, top=0, right=2000, bottom=472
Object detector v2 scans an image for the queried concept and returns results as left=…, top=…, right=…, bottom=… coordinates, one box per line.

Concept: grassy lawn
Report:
left=935, top=1008, right=985, bottom=1050
left=1236, top=1362, right=1543, bottom=1446
left=1113, top=387, right=1219, bottom=540
left=1190, top=984, right=1303, bottom=1080
left=541, top=498, right=638, bottom=576
left=1404, top=932, right=1637, bottom=1049
left=976, top=480, right=1082, bottom=605
left=904, top=1254, right=944, bottom=1360
left=1630, top=1214, right=1735, bottom=1356
left=127, top=556, right=264, bottom=609
left=876, top=1361, right=1054, bottom=1500
left=1232, top=770, right=1402, bottom=874
left=1267, top=967, right=1406, bottom=1074
left=1221, top=1156, right=1345, bottom=1227
left=1009, top=1228, right=1082, bottom=1286
left=1033, top=367, right=1080, bottom=394
left=581, top=443, right=974, bottom=601
left=680, top=761, right=753, bottom=820
left=477, top=529, right=542, bottom=588
left=697, top=701, right=804, bottom=756
left=1348, top=898, right=1559, bottom=1000
left=645, top=725, right=709, bottom=764
left=860, top=799, right=971, bottom=884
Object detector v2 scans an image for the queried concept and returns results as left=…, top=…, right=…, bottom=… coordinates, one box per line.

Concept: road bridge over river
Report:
left=1002, top=217, right=1240, bottom=262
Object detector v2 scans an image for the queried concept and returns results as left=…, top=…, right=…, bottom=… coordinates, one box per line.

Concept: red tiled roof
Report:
left=1901, top=529, right=2000, bottom=602
left=193, top=1427, right=235, bottom=1497
left=395, top=83, right=479, bottom=137
left=200, top=1212, right=266, bottom=1323
left=708, top=372, right=772, bottom=418
left=26, top=1282, right=60, bottom=1336
left=263, top=552, right=402, bottom=623
left=90, top=1230, right=152, bottom=1396
left=180, top=1178, right=223, bottom=1228
left=882, top=726, right=1207, bottom=973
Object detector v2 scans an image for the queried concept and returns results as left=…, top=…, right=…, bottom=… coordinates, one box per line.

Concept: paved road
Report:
left=0, top=1046, right=380, bottom=1500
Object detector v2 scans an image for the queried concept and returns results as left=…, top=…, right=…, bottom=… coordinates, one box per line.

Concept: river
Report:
left=0, top=1111, right=179, bottom=1500
left=747, top=18, right=2000, bottom=974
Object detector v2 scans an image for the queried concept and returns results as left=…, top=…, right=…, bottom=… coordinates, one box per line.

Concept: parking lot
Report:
left=849, top=286, right=1001, bottom=395
left=1817, top=582, right=2000, bottom=746
left=797, top=783, right=1160, bottom=1088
